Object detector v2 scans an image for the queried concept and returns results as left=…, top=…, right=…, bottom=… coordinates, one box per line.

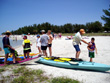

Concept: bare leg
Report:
left=24, top=53, right=26, bottom=59
left=4, top=54, right=8, bottom=65
left=42, top=50, right=47, bottom=57
left=27, top=52, right=29, bottom=59
left=76, top=51, right=80, bottom=59
left=49, top=47, right=52, bottom=57
left=38, top=47, right=42, bottom=54
left=12, top=53, right=16, bottom=63
left=90, top=58, right=93, bottom=62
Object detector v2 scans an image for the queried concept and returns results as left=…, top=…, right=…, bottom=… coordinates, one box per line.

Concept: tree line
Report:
left=2, top=6, right=110, bottom=35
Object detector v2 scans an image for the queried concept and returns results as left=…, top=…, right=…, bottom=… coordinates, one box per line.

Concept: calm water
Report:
left=0, top=37, right=23, bottom=49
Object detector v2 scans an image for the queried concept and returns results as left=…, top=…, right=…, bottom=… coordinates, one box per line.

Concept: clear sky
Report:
left=0, top=0, right=109, bottom=34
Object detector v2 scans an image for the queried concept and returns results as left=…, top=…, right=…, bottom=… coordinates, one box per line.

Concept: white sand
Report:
left=2, top=36, right=110, bottom=83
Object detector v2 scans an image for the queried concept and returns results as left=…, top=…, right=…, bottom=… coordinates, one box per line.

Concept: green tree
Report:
left=101, top=6, right=110, bottom=32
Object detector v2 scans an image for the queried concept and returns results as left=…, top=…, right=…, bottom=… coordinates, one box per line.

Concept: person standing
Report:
left=2, top=31, right=16, bottom=65
left=73, top=29, right=89, bottom=59
left=47, top=30, right=53, bottom=57
left=87, top=38, right=97, bottom=62
left=40, top=30, right=49, bottom=57
left=22, top=36, right=32, bottom=59
left=36, top=34, right=42, bottom=54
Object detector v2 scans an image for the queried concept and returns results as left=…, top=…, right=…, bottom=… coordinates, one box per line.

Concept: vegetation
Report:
left=0, top=68, right=5, bottom=73
left=0, top=65, right=80, bottom=83
left=5, top=21, right=105, bottom=35
left=101, top=6, right=110, bottom=32
left=51, top=77, right=79, bottom=83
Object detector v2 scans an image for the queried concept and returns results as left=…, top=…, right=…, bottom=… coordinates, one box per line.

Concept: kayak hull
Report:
left=36, top=57, right=110, bottom=72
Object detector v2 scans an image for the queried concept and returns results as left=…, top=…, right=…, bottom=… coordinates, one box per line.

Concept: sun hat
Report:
left=5, top=30, right=12, bottom=34
left=41, top=30, right=45, bottom=32
left=80, top=29, right=85, bottom=34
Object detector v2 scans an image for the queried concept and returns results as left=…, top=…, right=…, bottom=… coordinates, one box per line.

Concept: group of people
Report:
left=2, top=29, right=97, bottom=65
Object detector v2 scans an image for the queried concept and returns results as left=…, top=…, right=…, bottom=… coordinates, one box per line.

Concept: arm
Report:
left=87, top=46, right=93, bottom=51
left=95, top=45, right=97, bottom=54
left=81, top=39, right=89, bottom=44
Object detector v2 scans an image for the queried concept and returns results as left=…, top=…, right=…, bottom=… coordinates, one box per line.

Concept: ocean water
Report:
left=0, top=37, right=23, bottom=55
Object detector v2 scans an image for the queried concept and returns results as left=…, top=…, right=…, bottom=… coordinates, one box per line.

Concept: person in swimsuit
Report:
left=36, top=34, right=41, bottom=54
left=47, top=30, right=53, bottom=57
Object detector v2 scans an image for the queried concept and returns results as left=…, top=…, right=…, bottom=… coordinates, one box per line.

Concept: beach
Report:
left=0, top=36, right=110, bottom=83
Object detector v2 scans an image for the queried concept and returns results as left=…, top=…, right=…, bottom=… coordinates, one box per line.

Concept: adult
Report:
left=2, top=31, right=16, bottom=65
left=40, top=30, right=49, bottom=57
left=73, top=29, right=89, bottom=59
left=47, top=30, right=53, bottom=56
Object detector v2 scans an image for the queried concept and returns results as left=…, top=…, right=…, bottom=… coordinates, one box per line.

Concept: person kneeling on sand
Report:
left=22, top=36, right=32, bottom=59
left=87, top=38, right=97, bottom=62
left=73, top=29, right=89, bottom=59
left=40, top=30, right=49, bottom=57
left=36, top=34, right=42, bottom=54
left=2, top=31, right=16, bottom=65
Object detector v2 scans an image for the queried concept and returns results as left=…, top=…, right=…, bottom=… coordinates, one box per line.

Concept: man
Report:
left=73, top=29, right=89, bottom=59
left=2, top=31, right=16, bottom=65
left=40, top=30, right=49, bottom=57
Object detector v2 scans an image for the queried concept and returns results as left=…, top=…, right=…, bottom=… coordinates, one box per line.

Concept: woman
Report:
left=47, top=30, right=53, bottom=57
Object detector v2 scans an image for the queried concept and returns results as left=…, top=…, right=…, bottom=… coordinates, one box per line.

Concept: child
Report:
left=22, top=36, right=32, bottom=59
left=36, top=34, right=41, bottom=54
left=87, top=38, right=97, bottom=62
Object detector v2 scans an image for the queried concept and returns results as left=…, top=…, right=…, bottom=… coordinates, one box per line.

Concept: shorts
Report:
left=41, top=46, right=47, bottom=50
left=89, top=52, right=95, bottom=58
left=74, top=45, right=80, bottom=52
left=4, top=48, right=15, bottom=54
left=24, top=49, right=31, bottom=53
left=48, top=44, right=52, bottom=47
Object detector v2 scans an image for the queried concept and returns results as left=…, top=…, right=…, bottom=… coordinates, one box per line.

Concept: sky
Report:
left=0, top=0, right=109, bottom=34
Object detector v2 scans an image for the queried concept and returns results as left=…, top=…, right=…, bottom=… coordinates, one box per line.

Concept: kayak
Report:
left=36, top=57, right=110, bottom=72
left=0, top=53, right=39, bottom=63
left=0, top=53, right=39, bottom=57
left=0, top=54, right=41, bottom=66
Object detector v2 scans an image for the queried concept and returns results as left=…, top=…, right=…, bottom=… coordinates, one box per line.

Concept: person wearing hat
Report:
left=22, top=35, right=32, bottom=59
left=2, top=31, right=16, bottom=65
left=36, top=34, right=41, bottom=54
left=40, top=30, right=49, bottom=57
left=73, top=29, right=89, bottom=59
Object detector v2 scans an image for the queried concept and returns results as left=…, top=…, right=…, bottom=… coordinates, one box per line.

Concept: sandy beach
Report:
left=1, top=36, right=110, bottom=83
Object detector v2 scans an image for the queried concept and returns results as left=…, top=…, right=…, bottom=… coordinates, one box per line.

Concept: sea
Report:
left=0, top=37, right=23, bottom=55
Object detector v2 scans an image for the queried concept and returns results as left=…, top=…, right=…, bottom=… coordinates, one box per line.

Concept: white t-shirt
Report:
left=73, top=32, right=82, bottom=45
left=36, top=38, right=41, bottom=47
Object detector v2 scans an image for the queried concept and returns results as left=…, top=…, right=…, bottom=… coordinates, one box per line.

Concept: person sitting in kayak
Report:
left=22, top=36, right=32, bottom=59
left=87, top=38, right=97, bottom=62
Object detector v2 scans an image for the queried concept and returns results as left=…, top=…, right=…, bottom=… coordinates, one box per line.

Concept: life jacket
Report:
left=24, top=39, right=31, bottom=49
left=89, top=42, right=95, bottom=51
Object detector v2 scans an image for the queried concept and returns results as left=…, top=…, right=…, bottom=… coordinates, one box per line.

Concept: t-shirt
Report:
left=40, top=34, right=49, bottom=46
left=22, top=39, right=31, bottom=50
left=73, top=32, right=82, bottom=45
left=2, top=36, right=10, bottom=48
left=36, top=38, right=41, bottom=47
